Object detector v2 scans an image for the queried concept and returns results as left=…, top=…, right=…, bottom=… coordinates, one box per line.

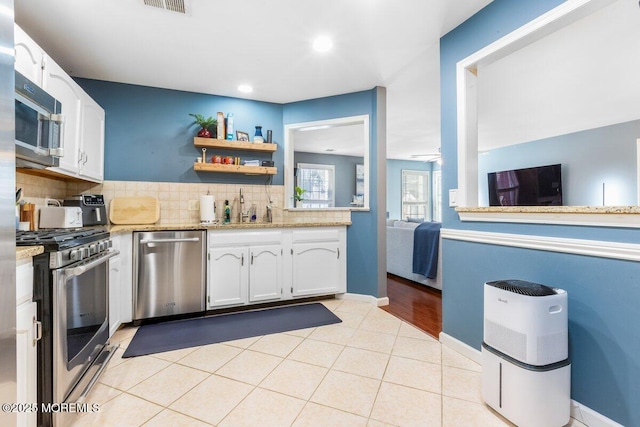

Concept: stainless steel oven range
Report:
left=17, top=227, right=119, bottom=427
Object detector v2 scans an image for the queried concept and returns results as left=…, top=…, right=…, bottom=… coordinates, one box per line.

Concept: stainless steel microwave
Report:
left=15, top=71, right=63, bottom=168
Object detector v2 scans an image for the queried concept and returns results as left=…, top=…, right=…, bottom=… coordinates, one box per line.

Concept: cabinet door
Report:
left=79, top=95, right=105, bottom=182
left=16, top=301, right=37, bottom=427
left=43, top=57, right=82, bottom=175
left=207, top=248, right=248, bottom=308
left=108, top=255, right=121, bottom=337
left=14, top=25, right=44, bottom=86
left=292, top=242, right=341, bottom=297
left=249, top=245, right=282, bottom=302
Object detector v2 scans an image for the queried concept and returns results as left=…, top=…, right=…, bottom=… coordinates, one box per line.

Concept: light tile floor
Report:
left=72, top=299, right=587, bottom=427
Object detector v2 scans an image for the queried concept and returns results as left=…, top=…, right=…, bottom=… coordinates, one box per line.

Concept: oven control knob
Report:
left=70, top=249, right=83, bottom=261
left=82, top=247, right=91, bottom=258
left=89, top=244, right=98, bottom=255
left=99, top=241, right=108, bottom=252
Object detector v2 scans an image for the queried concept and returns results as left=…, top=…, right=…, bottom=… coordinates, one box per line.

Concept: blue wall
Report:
left=479, top=120, right=640, bottom=206
left=284, top=90, right=383, bottom=298
left=76, top=79, right=285, bottom=185
left=386, top=159, right=431, bottom=220
left=294, top=152, right=363, bottom=207
left=441, top=1, right=640, bottom=425
left=78, top=80, right=384, bottom=299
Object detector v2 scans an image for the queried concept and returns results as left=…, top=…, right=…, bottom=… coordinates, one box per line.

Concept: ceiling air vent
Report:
left=143, top=0, right=186, bottom=14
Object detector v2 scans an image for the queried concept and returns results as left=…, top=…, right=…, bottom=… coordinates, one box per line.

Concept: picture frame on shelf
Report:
left=236, top=131, right=250, bottom=142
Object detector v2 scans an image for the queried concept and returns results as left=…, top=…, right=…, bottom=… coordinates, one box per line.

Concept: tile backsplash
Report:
left=16, top=172, right=351, bottom=227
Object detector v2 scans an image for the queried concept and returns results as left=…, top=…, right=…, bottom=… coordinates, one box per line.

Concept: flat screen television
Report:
left=488, top=164, right=563, bottom=206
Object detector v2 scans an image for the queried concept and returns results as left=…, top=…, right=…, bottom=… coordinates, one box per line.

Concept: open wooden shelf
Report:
left=194, top=137, right=277, bottom=153
left=194, top=162, right=277, bottom=175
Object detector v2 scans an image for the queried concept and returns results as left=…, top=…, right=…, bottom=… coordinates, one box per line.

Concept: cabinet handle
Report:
left=251, top=254, right=254, bottom=265
left=33, top=317, right=42, bottom=347
left=337, top=248, right=340, bottom=259
left=241, top=253, right=244, bottom=266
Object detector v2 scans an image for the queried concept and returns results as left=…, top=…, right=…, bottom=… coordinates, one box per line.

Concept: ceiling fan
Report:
left=409, top=148, right=441, bottom=163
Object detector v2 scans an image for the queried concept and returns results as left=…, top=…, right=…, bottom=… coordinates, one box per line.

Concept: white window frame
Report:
left=402, top=169, right=430, bottom=221
left=296, top=163, right=335, bottom=208
left=433, top=169, right=442, bottom=222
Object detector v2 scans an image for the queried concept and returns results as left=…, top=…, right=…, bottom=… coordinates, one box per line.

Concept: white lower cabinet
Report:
left=291, top=228, right=346, bottom=297
left=207, top=226, right=346, bottom=309
left=16, top=259, right=37, bottom=427
left=207, top=247, right=248, bottom=308
left=109, top=232, right=133, bottom=336
left=207, top=230, right=284, bottom=309
left=248, top=245, right=283, bottom=302
left=292, top=242, right=342, bottom=297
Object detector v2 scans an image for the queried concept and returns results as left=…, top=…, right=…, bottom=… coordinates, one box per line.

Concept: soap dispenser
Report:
left=224, top=200, right=231, bottom=223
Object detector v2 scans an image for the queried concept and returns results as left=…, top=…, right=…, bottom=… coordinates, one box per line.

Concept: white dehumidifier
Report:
left=482, top=280, right=571, bottom=427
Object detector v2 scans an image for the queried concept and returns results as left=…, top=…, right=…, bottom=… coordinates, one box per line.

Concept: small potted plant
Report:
left=189, top=113, right=218, bottom=138
left=294, top=186, right=306, bottom=208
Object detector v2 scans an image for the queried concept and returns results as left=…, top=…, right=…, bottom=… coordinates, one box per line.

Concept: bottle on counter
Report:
left=224, top=200, right=231, bottom=223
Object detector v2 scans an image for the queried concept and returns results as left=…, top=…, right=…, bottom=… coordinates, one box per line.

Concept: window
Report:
left=402, top=170, right=430, bottom=221
left=296, top=163, right=335, bottom=208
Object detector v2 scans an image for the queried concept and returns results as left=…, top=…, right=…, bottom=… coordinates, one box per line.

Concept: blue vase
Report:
left=254, top=126, right=264, bottom=143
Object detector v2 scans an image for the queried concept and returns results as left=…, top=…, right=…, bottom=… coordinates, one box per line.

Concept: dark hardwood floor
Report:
left=381, top=273, right=442, bottom=339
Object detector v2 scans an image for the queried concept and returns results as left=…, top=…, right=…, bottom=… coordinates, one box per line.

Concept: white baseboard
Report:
left=337, top=293, right=389, bottom=307
left=439, top=331, right=482, bottom=364
left=570, top=402, right=624, bottom=427
left=439, top=332, right=623, bottom=427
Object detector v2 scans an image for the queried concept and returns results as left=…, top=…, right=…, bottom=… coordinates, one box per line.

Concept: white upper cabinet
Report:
left=14, top=24, right=44, bottom=85
left=79, top=95, right=105, bottom=182
left=42, top=57, right=82, bottom=175
left=15, top=24, right=105, bottom=183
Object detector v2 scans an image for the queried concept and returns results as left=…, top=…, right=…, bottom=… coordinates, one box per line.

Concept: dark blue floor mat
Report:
left=122, top=303, right=341, bottom=358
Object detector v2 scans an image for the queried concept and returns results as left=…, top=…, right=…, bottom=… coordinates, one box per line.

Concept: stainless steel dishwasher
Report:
left=133, top=230, right=206, bottom=322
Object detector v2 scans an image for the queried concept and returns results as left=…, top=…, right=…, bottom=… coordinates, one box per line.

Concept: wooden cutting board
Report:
left=109, top=197, right=160, bottom=225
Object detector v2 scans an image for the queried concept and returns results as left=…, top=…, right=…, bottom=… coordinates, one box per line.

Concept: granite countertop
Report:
left=109, top=221, right=352, bottom=235
left=16, top=246, right=44, bottom=260
left=455, top=206, right=640, bottom=214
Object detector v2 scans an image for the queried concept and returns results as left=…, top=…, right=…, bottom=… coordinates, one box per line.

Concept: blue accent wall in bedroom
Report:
left=75, top=79, right=284, bottom=185
left=441, top=1, right=640, bottom=425
left=284, top=89, right=382, bottom=298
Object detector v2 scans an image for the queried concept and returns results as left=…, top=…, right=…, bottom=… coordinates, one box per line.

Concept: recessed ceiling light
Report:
left=312, top=36, right=333, bottom=53
left=238, top=84, right=253, bottom=93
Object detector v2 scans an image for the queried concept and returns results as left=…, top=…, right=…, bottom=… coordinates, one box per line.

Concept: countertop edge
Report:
left=455, top=206, right=640, bottom=228
left=16, top=246, right=44, bottom=260
left=455, top=206, right=640, bottom=214
left=109, top=221, right=352, bottom=235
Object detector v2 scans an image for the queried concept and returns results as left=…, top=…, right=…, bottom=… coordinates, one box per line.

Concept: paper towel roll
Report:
left=200, top=195, right=216, bottom=223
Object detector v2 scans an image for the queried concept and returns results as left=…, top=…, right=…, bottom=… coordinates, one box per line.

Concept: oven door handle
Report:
left=63, top=249, right=120, bottom=278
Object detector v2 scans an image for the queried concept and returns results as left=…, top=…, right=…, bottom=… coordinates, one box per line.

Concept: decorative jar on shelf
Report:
left=254, top=126, right=264, bottom=143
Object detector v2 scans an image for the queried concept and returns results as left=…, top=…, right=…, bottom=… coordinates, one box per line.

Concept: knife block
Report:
left=20, top=203, right=36, bottom=231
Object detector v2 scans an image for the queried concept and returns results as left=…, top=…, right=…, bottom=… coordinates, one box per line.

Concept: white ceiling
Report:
left=477, top=0, right=640, bottom=151
left=293, top=123, right=365, bottom=157
left=14, top=0, right=492, bottom=161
